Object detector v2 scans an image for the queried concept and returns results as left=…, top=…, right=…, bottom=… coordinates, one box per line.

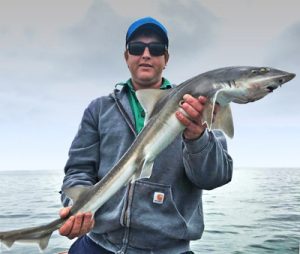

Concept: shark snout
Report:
left=285, top=72, right=296, bottom=82
left=267, top=72, right=296, bottom=92
left=278, top=72, right=296, bottom=85
left=279, top=72, right=296, bottom=84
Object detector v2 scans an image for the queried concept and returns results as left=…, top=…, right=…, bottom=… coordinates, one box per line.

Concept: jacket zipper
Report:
left=124, top=181, right=135, bottom=226
left=112, top=89, right=137, bottom=229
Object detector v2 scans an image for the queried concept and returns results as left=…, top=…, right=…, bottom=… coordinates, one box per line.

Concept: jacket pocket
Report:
left=129, top=180, right=188, bottom=249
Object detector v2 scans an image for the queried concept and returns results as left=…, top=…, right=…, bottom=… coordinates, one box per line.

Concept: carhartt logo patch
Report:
left=153, top=192, right=165, bottom=204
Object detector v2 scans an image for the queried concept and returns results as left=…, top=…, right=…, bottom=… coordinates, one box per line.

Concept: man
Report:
left=59, top=17, right=233, bottom=254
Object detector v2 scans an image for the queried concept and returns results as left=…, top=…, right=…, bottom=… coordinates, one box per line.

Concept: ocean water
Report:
left=0, top=168, right=299, bottom=254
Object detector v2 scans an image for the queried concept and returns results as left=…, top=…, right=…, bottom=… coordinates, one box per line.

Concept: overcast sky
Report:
left=0, top=0, right=299, bottom=171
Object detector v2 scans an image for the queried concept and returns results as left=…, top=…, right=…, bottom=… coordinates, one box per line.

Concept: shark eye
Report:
left=260, top=67, right=270, bottom=73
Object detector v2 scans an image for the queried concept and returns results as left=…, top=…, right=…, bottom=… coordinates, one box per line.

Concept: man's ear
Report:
left=164, top=51, right=169, bottom=65
left=124, top=50, right=129, bottom=61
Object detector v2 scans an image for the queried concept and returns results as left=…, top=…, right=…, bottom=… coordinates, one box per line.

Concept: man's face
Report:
left=125, top=35, right=169, bottom=90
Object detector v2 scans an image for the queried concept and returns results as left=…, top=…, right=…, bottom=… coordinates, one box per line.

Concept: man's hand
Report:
left=58, top=207, right=95, bottom=239
left=175, top=94, right=209, bottom=140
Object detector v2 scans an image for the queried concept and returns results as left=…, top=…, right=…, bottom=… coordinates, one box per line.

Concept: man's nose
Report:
left=142, top=46, right=151, bottom=58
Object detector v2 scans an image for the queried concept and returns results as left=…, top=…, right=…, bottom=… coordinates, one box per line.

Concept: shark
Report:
left=0, top=66, right=295, bottom=251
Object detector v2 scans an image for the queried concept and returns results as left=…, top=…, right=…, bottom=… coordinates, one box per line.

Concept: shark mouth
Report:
left=266, top=85, right=278, bottom=92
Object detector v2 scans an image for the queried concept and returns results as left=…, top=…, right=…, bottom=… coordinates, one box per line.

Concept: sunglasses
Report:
left=127, top=42, right=167, bottom=56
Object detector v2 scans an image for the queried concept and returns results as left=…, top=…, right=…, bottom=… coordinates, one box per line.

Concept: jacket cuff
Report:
left=183, top=129, right=210, bottom=154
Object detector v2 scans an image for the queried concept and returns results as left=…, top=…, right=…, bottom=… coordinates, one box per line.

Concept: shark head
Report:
left=229, top=66, right=296, bottom=103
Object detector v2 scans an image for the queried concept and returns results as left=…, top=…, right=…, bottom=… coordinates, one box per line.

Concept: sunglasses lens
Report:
left=128, top=42, right=166, bottom=56
left=148, top=43, right=166, bottom=56
left=128, top=42, right=146, bottom=56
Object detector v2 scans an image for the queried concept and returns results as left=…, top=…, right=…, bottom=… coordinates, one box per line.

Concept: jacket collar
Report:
left=111, top=85, right=136, bottom=133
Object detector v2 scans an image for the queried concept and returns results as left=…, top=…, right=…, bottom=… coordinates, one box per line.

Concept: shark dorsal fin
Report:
left=136, top=89, right=170, bottom=124
left=63, top=185, right=92, bottom=204
left=203, top=89, right=234, bottom=138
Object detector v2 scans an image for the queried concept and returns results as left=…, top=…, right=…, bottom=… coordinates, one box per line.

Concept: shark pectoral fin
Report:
left=203, top=91, right=234, bottom=138
left=212, top=105, right=234, bottom=138
left=63, top=185, right=92, bottom=204
left=136, top=89, right=171, bottom=124
left=215, top=89, right=235, bottom=106
left=38, top=233, right=52, bottom=250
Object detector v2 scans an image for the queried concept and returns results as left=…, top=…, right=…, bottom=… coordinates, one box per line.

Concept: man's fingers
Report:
left=176, top=101, right=207, bottom=140
left=198, top=96, right=208, bottom=105
left=180, top=94, right=208, bottom=124
left=59, top=212, right=94, bottom=239
left=81, top=213, right=94, bottom=233
left=59, top=216, right=75, bottom=237
left=59, top=207, right=71, bottom=219
left=182, top=94, right=207, bottom=113
left=176, top=111, right=206, bottom=140
left=67, top=213, right=84, bottom=239
left=175, top=111, right=191, bottom=127
left=176, top=111, right=206, bottom=129
left=185, top=121, right=206, bottom=135
left=180, top=102, right=201, bottom=120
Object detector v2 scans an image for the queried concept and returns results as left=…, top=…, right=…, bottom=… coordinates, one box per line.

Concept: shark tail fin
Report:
left=0, top=224, right=54, bottom=250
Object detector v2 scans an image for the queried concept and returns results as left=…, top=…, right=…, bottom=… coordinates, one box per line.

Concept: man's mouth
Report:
left=139, top=63, right=153, bottom=68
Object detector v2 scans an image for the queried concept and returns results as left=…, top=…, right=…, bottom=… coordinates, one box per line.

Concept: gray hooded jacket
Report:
left=61, top=85, right=233, bottom=254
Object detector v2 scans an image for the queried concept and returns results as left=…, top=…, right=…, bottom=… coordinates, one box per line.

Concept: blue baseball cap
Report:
left=126, top=17, right=169, bottom=48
